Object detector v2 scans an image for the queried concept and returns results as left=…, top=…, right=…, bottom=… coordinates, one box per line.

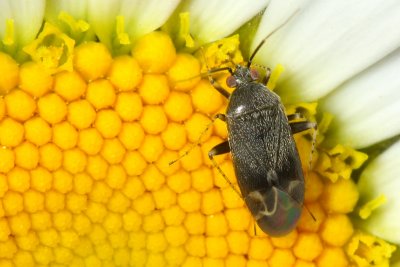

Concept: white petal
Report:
left=0, top=1, right=12, bottom=39
left=45, top=0, right=89, bottom=23
left=251, top=0, right=308, bottom=50
left=357, top=140, right=400, bottom=243
left=252, top=0, right=400, bottom=103
left=87, top=0, right=122, bottom=48
left=182, top=0, right=269, bottom=44
left=0, top=0, right=45, bottom=48
left=87, top=0, right=180, bottom=48
left=121, top=0, right=180, bottom=41
left=322, top=48, right=400, bottom=148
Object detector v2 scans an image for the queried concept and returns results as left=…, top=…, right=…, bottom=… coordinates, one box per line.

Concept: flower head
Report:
left=0, top=0, right=399, bottom=266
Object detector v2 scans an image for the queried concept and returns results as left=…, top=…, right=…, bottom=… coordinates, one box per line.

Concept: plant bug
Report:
left=204, top=13, right=317, bottom=236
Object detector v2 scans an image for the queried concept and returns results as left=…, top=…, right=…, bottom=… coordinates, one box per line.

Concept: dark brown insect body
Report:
left=224, top=66, right=305, bottom=236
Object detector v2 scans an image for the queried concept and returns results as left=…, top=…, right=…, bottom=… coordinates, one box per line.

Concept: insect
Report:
left=205, top=14, right=317, bottom=236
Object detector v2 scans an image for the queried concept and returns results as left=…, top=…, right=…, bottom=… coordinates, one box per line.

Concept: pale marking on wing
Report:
left=248, top=188, right=278, bottom=219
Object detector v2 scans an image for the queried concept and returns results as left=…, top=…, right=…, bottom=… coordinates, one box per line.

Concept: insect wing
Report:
left=245, top=186, right=303, bottom=236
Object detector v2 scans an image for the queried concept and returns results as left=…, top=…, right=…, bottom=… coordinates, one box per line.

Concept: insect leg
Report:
left=208, top=75, right=230, bottom=99
left=289, top=121, right=317, bottom=134
left=287, top=113, right=303, bottom=121
left=169, top=113, right=227, bottom=165
left=262, top=67, right=271, bottom=85
left=208, top=141, right=242, bottom=197
left=290, top=120, right=318, bottom=172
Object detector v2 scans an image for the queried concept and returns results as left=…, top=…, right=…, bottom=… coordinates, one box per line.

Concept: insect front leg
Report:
left=208, top=141, right=242, bottom=197
left=208, top=74, right=230, bottom=99
left=262, top=67, right=271, bottom=85
left=287, top=113, right=303, bottom=121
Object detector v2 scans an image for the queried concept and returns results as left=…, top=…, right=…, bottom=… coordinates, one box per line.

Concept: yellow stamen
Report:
left=267, top=64, right=285, bottom=90
left=179, top=12, right=195, bottom=48
left=58, top=11, right=90, bottom=35
left=359, top=194, right=387, bottom=219
left=115, top=16, right=130, bottom=45
left=2, top=18, right=14, bottom=48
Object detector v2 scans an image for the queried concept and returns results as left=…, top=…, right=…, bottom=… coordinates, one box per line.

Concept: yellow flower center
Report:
left=0, top=20, right=395, bottom=266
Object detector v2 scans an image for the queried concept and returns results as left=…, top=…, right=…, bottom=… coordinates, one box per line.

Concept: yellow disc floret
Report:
left=132, top=31, right=176, bottom=74
left=100, top=138, right=126, bottom=164
left=292, top=232, right=323, bottom=261
left=0, top=52, right=19, bottom=94
left=95, top=109, right=122, bottom=138
left=24, top=117, right=52, bottom=146
left=14, top=141, right=39, bottom=170
left=320, top=214, right=354, bottom=247
left=139, top=135, right=164, bottom=163
left=39, top=143, right=62, bottom=171
left=77, top=128, right=104, bottom=155
left=52, top=121, right=78, bottom=150
left=8, top=167, right=30, bottom=192
left=86, top=155, right=108, bottom=181
left=191, top=79, right=224, bottom=115
left=31, top=167, right=52, bottom=192
left=0, top=147, right=15, bottom=173
left=167, top=53, right=201, bottom=91
left=122, top=151, right=147, bottom=176
left=138, top=74, right=170, bottom=104
left=86, top=79, right=116, bottom=110
left=63, top=148, right=87, bottom=174
left=248, top=238, right=273, bottom=260
left=206, top=212, right=228, bottom=236
left=3, top=191, right=23, bottom=216
left=161, top=122, right=187, bottom=151
left=163, top=92, right=193, bottom=122
left=4, top=89, right=36, bottom=121
left=73, top=42, right=112, bottom=81
left=268, top=249, right=296, bottom=267
left=118, top=122, right=144, bottom=150
left=316, top=247, right=348, bottom=267
left=108, top=55, right=143, bottom=91
left=54, top=71, right=87, bottom=101
left=139, top=105, right=167, bottom=134
left=114, top=92, right=142, bottom=121
left=0, top=118, right=24, bottom=147
left=37, top=93, right=67, bottom=124
left=19, top=62, right=53, bottom=97
left=74, top=173, right=93, bottom=195
left=321, top=178, right=359, bottom=213
left=185, top=113, right=212, bottom=143
left=67, top=100, right=96, bottom=129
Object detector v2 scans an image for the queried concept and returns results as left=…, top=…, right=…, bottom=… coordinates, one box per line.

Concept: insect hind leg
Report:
left=288, top=119, right=318, bottom=172
left=208, top=141, right=242, bottom=198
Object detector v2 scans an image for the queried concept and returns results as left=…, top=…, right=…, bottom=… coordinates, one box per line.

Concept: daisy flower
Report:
left=0, top=0, right=398, bottom=266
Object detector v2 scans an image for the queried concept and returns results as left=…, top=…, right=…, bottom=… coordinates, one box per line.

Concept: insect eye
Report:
left=226, top=75, right=237, bottom=88
left=250, top=68, right=259, bottom=80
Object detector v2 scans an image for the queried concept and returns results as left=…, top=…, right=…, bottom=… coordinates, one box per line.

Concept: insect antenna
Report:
left=247, top=10, right=300, bottom=67
left=172, top=66, right=233, bottom=84
left=304, top=204, right=317, bottom=222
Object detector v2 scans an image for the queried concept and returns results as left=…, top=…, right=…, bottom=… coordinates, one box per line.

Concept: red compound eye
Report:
left=250, top=68, right=259, bottom=80
left=226, top=75, right=237, bottom=88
